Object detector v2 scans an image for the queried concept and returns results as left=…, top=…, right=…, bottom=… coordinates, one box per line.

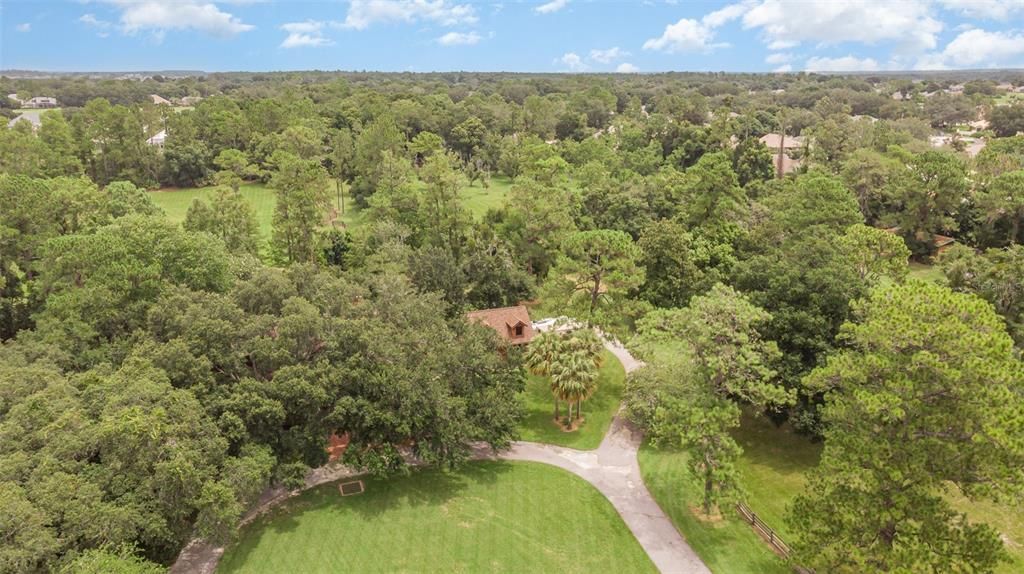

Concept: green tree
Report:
left=638, top=219, right=735, bottom=308
left=57, top=545, right=164, bottom=574
left=838, top=224, right=910, bottom=283
left=789, top=282, right=1024, bottom=573
left=626, top=362, right=744, bottom=517
left=38, top=111, right=83, bottom=177
left=550, top=229, right=643, bottom=327
left=0, top=482, right=60, bottom=574
left=990, top=103, right=1024, bottom=138
left=979, top=170, right=1024, bottom=245
left=941, top=244, right=1024, bottom=344
left=636, top=283, right=789, bottom=409
left=270, top=152, right=330, bottom=264
left=886, top=150, right=967, bottom=255
left=549, top=341, right=598, bottom=424
left=184, top=187, right=261, bottom=256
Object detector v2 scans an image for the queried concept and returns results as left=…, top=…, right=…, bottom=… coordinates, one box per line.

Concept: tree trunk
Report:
left=1013, top=212, right=1020, bottom=245
left=336, top=179, right=342, bottom=213
left=704, top=471, right=714, bottom=515
left=554, top=399, right=559, bottom=420
left=588, top=278, right=601, bottom=328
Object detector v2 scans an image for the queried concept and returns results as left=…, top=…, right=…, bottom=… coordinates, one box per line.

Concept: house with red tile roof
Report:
left=466, top=305, right=535, bottom=346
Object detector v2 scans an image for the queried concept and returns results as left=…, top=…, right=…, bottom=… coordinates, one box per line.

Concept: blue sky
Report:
left=3, top=1, right=1024, bottom=73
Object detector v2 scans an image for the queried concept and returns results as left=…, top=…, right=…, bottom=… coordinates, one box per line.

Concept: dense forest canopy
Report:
left=2, top=70, right=1024, bottom=573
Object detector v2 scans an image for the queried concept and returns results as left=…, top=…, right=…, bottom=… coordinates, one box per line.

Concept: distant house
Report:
left=146, top=129, right=167, bottom=148
left=932, top=234, right=957, bottom=255
left=22, top=96, right=58, bottom=109
left=883, top=227, right=957, bottom=256
left=466, top=305, right=535, bottom=346
left=759, top=133, right=803, bottom=150
left=150, top=94, right=172, bottom=106
left=177, top=95, right=203, bottom=106
left=759, top=133, right=805, bottom=176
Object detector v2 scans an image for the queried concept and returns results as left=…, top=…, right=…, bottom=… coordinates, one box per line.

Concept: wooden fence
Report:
left=735, top=501, right=813, bottom=574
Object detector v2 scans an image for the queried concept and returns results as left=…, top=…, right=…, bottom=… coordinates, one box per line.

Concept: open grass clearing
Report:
left=638, top=442, right=790, bottom=574
left=218, top=461, right=656, bottom=574
left=148, top=174, right=512, bottom=242
left=641, top=409, right=1023, bottom=572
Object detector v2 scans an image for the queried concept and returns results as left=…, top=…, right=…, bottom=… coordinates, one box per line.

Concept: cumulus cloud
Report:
left=774, top=64, right=793, bottom=72
left=616, top=62, right=640, bottom=73
left=589, top=47, right=628, bottom=64
left=16, top=23, right=31, bottom=33
left=917, top=28, right=1024, bottom=69
left=343, top=0, right=476, bottom=30
left=742, top=1, right=941, bottom=54
left=642, top=3, right=743, bottom=53
left=280, top=20, right=334, bottom=48
left=937, top=0, right=1024, bottom=20
left=97, top=0, right=254, bottom=38
left=536, top=0, right=569, bottom=14
left=438, top=31, right=481, bottom=46
left=804, top=55, right=880, bottom=72
left=556, top=52, right=587, bottom=72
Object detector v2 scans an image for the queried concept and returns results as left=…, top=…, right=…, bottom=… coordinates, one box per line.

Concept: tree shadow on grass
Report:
left=732, top=411, right=821, bottom=477
left=221, top=461, right=518, bottom=572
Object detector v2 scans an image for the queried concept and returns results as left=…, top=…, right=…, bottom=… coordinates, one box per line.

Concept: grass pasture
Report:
left=517, top=350, right=626, bottom=450
left=149, top=183, right=278, bottom=240
left=218, top=461, right=656, bottom=574
left=640, top=411, right=1023, bottom=573
left=148, top=174, right=512, bottom=246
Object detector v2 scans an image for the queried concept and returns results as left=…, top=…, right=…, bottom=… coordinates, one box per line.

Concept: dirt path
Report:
left=172, top=335, right=710, bottom=574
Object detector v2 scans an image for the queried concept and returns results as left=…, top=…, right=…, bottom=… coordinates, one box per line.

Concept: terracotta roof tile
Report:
left=466, top=305, right=535, bottom=345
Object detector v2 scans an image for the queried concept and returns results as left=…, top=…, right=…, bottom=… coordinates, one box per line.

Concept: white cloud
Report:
left=765, top=52, right=792, bottom=64
left=343, top=0, right=476, bottom=30
left=773, top=64, right=793, bottom=72
left=79, top=14, right=112, bottom=29
left=556, top=52, right=587, bottom=71
left=701, top=2, right=748, bottom=28
left=280, top=20, right=334, bottom=48
left=643, top=18, right=721, bottom=53
left=16, top=23, right=31, bottom=32
left=101, top=0, right=254, bottom=38
left=917, top=28, right=1024, bottom=69
left=438, top=31, right=481, bottom=46
left=589, top=47, right=628, bottom=64
left=616, top=62, right=640, bottom=73
left=937, top=0, right=1024, bottom=20
left=804, top=55, right=880, bottom=72
left=742, top=1, right=942, bottom=54
left=535, top=0, right=569, bottom=14
left=642, top=3, right=743, bottom=53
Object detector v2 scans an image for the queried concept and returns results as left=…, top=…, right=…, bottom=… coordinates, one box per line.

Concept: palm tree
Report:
left=550, top=349, right=598, bottom=425
left=566, top=329, right=604, bottom=369
left=525, top=332, right=566, bottom=417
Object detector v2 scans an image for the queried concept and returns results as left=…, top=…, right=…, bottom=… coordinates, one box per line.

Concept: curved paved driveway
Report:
left=173, top=334, right=710, bottom=574
left=475, top=334, right=710, bottom=574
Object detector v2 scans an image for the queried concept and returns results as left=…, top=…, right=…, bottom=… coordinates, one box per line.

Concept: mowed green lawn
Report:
left=517, top=350, right=625, bottom=450
left=149, top=183, right=279, bottom=240
left=638, top=443, right=790, bottom=574
left=218, top=461, right=656, bottom=574
left=908, top=261, right=945, bottom=283
left=149, top=174, right=513, bottom=241
left=642, top=410, right=1023, bottom=573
